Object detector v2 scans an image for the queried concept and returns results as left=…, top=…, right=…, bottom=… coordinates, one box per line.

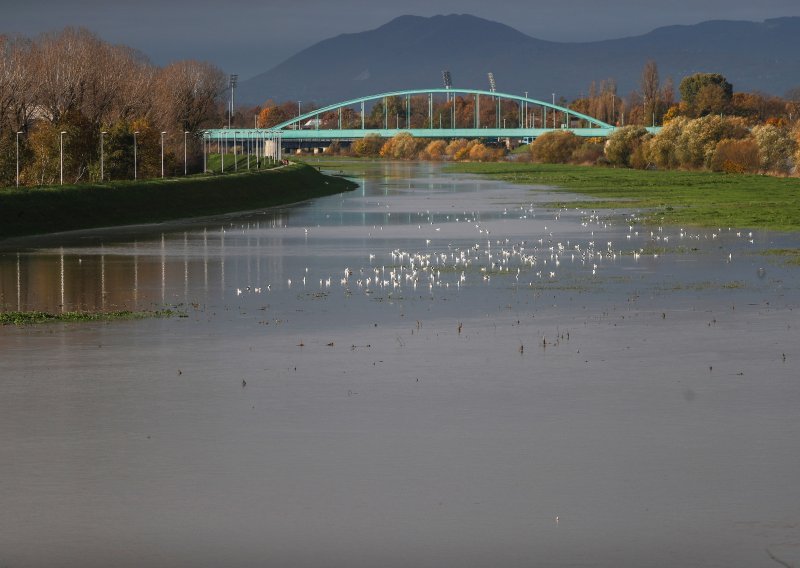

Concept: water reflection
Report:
left=1, top=162, right=799, bottom=568
left=0, top=162, right=796, bottom=315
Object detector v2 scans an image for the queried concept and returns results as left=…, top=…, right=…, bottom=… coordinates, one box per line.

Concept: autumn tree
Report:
left=709, top=139, right=760, bottom=173
left=605, top=126, right=651, bottom=167
left=257, top=102, right=295, bottom=128
left=529, top=131, right=580, bottom=163
left=420, top=140, right=447, bottom=160
left=379, top=133, right=425, bottom=159
left=351, top=134, right=384, bottom=157
left=640, top=60, right=661, bottom=126
left=675, top=115, right=749, bottom=169
left=751, top=125, right=795, bottom=174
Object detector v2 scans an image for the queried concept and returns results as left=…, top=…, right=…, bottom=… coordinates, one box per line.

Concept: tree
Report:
left=379, top=133, right=424, bottom=159
left=605, top=126, right=651, bottom=167
left=154, top=60, right=225, bottom=133
left=351, top=134, right=383, bottom=157
left=529, top=131, right=580, bottom=163
left=752, top=125, right=795, bottom=174
left=257, top=102, right=294, bottom=128
left=640, top=60, right=661, bottom=126
left=645, top=116, right=688, bottom=169
left=679, top=73, right=733, bottom=116
left=675, top=115, right=749, bottom=169
left=710, top=139, right=760, bottom=173
left=420, top=139, right=447, bottom=160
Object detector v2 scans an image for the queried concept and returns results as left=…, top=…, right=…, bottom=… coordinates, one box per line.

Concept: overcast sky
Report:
left=4, top=0, right=799, bottom=79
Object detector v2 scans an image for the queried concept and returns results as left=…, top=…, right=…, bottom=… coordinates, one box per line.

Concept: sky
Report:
left=3, top=0, right=799, bottom=79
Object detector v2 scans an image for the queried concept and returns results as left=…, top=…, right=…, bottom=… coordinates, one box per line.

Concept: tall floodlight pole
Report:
left=100, top=131, right=107, bottom=182
left=611, top=93, right=616, bottom=125
left=184, top=131, right=189, bottom=175
left=203, top=133, right=207, bottom=173
left=552, top=93, right=557, bottom=128
left=524, top=92, right=528, bottom=128
left=228, top=74, right=238, bottom=129
left=16, top=131, right=23, bottom=187
left=59, top=131, right=67, bottom=185
left=160, top=132, right=166, bottom=178
left=133, top=131, right=139, bottom=180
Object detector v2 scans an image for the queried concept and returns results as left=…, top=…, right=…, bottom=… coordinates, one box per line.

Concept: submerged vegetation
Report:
left=0, top=309, right=181, bottom=326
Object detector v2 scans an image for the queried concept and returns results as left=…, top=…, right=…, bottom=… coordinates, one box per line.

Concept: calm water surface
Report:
left=1, top=162, right=799, bottom=567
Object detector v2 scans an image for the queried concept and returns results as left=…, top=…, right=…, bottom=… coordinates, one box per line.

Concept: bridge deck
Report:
left=204, top=127, right=661, bottom=140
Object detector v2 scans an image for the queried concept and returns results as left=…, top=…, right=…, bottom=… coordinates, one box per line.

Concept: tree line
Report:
left=264, top=62, right=800, bottom=175
left=1, top=28, right=226, bottom=187
left=5, top=30, right=800, bottom=187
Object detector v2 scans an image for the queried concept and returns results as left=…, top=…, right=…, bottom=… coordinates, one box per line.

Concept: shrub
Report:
left=351, top=134, right=384, bottom=157
left=529, top=131, right=580, bottom=163
left=420, top=140, right=447, bottom=160
left=752, top=124, right=795, bottom=174
left=675, top=115, right=749, bottom=169
left=605, top=126, right=651, bottom=167
left=710, top=139, right=760, bottom=173
left=379, top=133, right=424, bottom=159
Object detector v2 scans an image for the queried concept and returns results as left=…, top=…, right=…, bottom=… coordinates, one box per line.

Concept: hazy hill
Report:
left=238, top=14, right=800, bottom=105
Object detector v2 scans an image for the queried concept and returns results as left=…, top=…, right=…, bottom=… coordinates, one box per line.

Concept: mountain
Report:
left=238, top=14, right=800, bottom=106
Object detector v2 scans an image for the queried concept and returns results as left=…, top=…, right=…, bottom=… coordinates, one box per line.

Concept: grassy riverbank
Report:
left=448, top=163, right=800, bottom=231
left=0, top=163, right=357, bottom=239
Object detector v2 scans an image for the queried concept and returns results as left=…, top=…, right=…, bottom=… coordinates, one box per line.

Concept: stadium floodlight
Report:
left=488, top=72, right=496, bottom=93
left=442, top=70, right=452, bottom=89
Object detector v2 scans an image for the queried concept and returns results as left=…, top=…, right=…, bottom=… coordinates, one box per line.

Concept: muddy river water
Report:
left=1, top=162, right=798, bottom=567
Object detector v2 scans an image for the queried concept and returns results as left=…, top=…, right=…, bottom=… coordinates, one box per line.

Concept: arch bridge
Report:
left=204, top=88, right=659, bottom=146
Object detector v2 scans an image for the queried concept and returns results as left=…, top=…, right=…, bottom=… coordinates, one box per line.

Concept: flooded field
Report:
left=1, top=162, right=798, bottom=567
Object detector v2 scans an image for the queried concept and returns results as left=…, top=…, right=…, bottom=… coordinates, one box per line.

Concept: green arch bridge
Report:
left=203, top=88, right=660, bottom=145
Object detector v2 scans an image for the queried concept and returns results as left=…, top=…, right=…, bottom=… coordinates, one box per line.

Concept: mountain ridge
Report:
left=238, top=14, right=800, bottom=106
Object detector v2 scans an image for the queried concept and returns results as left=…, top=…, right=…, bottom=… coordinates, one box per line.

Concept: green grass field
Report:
left=0, top=162, right=357, bottom=239
left=205, top=153, right=281, bottom=173
left=448, top=163, right=800, bottom=232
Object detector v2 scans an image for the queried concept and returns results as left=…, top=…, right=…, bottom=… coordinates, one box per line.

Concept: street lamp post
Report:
left=552, top=93, right=556, bottom=128
left=202, top=133, right=207, bottom=173
left=100, top=131, right=107, bottom=182
left=133, top=131, right=139, bottom=180
left=16, top=131, right=23, bottom=187
left=160, top=131, right=166, bottom=178
left=184, top=131, right=189, bottom=175
left=59, top=131, right=67, bottom=185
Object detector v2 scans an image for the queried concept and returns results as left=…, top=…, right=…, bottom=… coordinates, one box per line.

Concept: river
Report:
left=1, top=161, right=798, bottom=567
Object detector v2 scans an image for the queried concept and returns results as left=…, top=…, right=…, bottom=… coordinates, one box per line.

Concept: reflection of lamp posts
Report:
left=160, top=131, right=167, bottom=178
left=133, top=131, right=139, bottom=180
left=184, top=131, right=189, bottom=175
left=100, top=131, right=107, bottom=181
left=16, top=131, right=23, bottom=187
left=59, top=131, right=67, bottom=185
